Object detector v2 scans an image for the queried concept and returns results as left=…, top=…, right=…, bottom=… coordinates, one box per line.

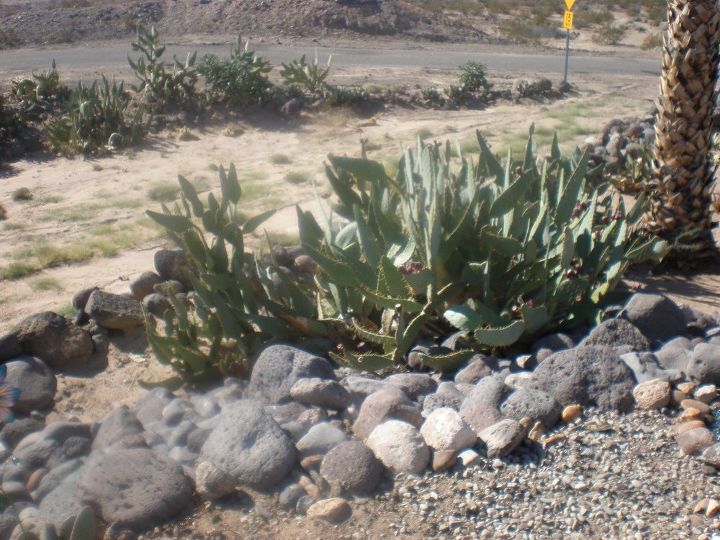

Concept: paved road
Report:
left=0, top=41, right=660, bottom=78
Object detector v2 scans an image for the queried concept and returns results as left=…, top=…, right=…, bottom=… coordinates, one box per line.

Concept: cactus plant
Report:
left=145, top=165, right=329, bottom=386
left=280, top=53, right=332, bottom=96
left=44, top=76, right=145, bottom=155
left=300, top=128, right=669, bottom=369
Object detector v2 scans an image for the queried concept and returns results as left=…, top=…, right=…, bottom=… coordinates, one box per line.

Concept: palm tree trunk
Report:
left=648, top=0, right=720, bottom=255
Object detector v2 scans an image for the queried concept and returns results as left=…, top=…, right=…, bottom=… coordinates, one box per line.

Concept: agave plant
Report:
left=145, top=165, right=329, bottom=386
left=11, top=59, right=61, bottom=103
left=280, top=53, right=332, bottom=95
left=129, top=26, right=199, bottom=112
left=299, top=128, right=669, bottom=371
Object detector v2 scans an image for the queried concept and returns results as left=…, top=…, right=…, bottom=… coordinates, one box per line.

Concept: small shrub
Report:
left=592, top=22, right=628, bottom=45
left=129, top=26, right=199, bottom=112
left=285, top=171, right=311, bottom=184
left=199, top=37, right=278, bottom=109
left=325, top=86, right=369, bottom=107
left=45, top=77, right=145, bottom=155
left=31, top=277, right=62, bottom=291
left=641, top=32, right=664, bottom=50
left=147, top=181, right=180, bottom=202
left=0, top=262, right=38, bottom=280
left=12, top=187, right=33, bottom=201
left=458, top=62, right=492, bottom=94
left=500, top=19, right=542, bottom=44
left=280, top=54, right=332, bottom=96
left=270, top=154, right=292, bottom=165
left=11, top=60, right=62, bottom=103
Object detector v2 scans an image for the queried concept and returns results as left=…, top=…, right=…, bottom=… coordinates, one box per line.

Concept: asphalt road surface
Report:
left=0, top=41, right=660, bottom=78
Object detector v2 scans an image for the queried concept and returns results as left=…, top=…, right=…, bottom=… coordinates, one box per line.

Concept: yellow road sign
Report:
left=563, top=10, right=574, bottom=29
left=565, top=0, right=575, bottom=10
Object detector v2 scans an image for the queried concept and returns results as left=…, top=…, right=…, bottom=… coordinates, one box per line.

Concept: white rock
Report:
left=366, top=420, right=430, bottom=475
left=632, top=378, right=670, bottom=409
left=695, top=384, right=718, bottom=404
left=195, top=461, right=236, bottom=500
left=478, top=419, right=525, bottom=457
left=420, top=408, right=476, bottom=453
left=458, top=449, right=481, bottom=467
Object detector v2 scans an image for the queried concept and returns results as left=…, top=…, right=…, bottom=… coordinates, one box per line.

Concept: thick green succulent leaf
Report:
left=352, top=318, right=396, bottom=349
left=521, top=305, right=549, bottom=334
left=146, top=210, right=193, bottom=234
left=420, top=350, right=475, bottom=373
left=444, top=305, right=482, bottom=332
left=329, top=351, right=393, bottom=372
left=243, top=208, right=277, bottom=234
left=330, top=156, right=386, bottom=183
left=474, top=320, right=526, bottom=347
left=555, top=148, right=589, bottom=225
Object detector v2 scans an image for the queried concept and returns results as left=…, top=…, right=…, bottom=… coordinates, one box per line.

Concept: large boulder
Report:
left=247, top=345, right=335, bottom=404
left=87, top=291, right=144, bottom=330
left=623, top=293, right=686, bottom=344
left=199, top=400, right=296, bottom=490
left=531, top=346, right=636, bottom=411
left=320, top=441, right=384, bottom=496
left=12, top=312, right=92, bottom=370
left=78, top=445, right=192, bottom=530
left=37, top=466, right=86, bottom=531
left=654, top=338, right=693, bottom=372
left=5, top=356, right=56, bottom=413
left=620, top=352, right=680, bottom=383
left=352, top=387, right=423, bottom=440
left=580, top=318, right=650, bottom=351
left=366, top=420, right=430, bottom=475
left=129, top=272, right=162, bottom=302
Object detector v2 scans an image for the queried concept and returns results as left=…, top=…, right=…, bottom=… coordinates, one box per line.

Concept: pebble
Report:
left=633, top=379, right=670, bottom=409
left=306, top=498, right=352, bottom=524
left=561, top=404, right=583, bottom=423
left=694, top=384, right=717, bottom=404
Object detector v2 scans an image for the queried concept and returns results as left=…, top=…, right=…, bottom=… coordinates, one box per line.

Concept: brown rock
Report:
left=676, top=420, right=706, bottom=434
left=561, top=404, right=582, bottom=423
left=694, top=498, right=710, bottom=514
left=297, top=474, right=320, bottom=498
left=307, top=498, right=352, bottom=524
left=13, top=312, right=93, bottom=370
left=293, top=255, right=317, bottom=273
left=695, top=385, right=718, bottom=404
left=300, top=455, right=323, bottom=470
left=707, top=499, right=720, bottom=518
left=677, top=427, right=715, bottom=455
left=678, top=382, right=697, bottom=395
left=681, top=399, right=711, bottom=415
left=680, top=408, right=703, bottom=421
left=633, top=379, right=671, bottom=409
left=432, top=450, right=457, bottom=472
left=26, top=467, right=48, bottom=492
left=671, top=389, right=690, bottom=406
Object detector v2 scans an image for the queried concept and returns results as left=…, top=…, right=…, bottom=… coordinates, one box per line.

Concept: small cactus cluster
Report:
left=147, top=128, right=669, bottom=383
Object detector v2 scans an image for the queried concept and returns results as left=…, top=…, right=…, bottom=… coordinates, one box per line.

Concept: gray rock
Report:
left=32, top=458, right=84, bottom=501
left=531, top=346, right=636, bottom=411
left=5, top=356, right=56, bottom=413
left=195, top=461, right=235, bottom=500
left=479, top=419, right=525, bottom=457
left=129, top=271, right=162, bottom=301
left=0, top=333, right=22, bottom=363
left=655, top=338, right=693, bottom=371
left=79, top=445, right=192, bottom=529
left=366, top=420, right=429, bottom=475
left=620, top=352, right=681, bottom=383
left=320, top=441, right=384, bottom=496
left=290, top=378, right=351, bottom=410
left=279, top=483, right=305, bottom=509
left=352, top=387, right=423, bottom=440
left=72, top=287, right=98, bottom=315
left=500, top=388, right=562, bottom=427
left=154, top=249, right=193, bottom=287
left=167, top=420, right=196, bottom=448
left=199, top=400, right=296, bottom=490
left=341, top=376, right=388, bottom=405
left=135, top=388, right=174, bottom=426
left=247, top=345, right=335, bottom=404
left=0, top=417, right=44, bottom=449
left=454, top=354, right=494, bottom=384
left=422, top=393, right=463, bottom=417
left=459, top=376, right=508, bottom=435
left=296, top=422, right=348, bottom=457
left=162, top=398, right=195, bottom=426
left=37, top=466, right=85, bottom=530
left=142, top=293, right=170, bottom=317
left=0, top=512, right=18, bottom=540
left=12, top=422, right=92, bottom=478
left=12, top=312, right=93, bottom=370
left=623, top=293, right=687, bottom=344
left=420, top=408, right=476, bottom=452
left=532, top=333, right=575, bottom=353
left=385, top=373, right=437, bottom=399
left=93, top=406, right=144, bottom=450
left=700, top=443, right=720, bottom=468
left=87, top=291, right=144, bottom=330
left=687, top=343, right=720, bottom=385
left=580, top=318, right=650, bottom=352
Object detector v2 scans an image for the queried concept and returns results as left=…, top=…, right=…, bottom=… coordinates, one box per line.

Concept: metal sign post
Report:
left=562, top=0, right=575, bottom=83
